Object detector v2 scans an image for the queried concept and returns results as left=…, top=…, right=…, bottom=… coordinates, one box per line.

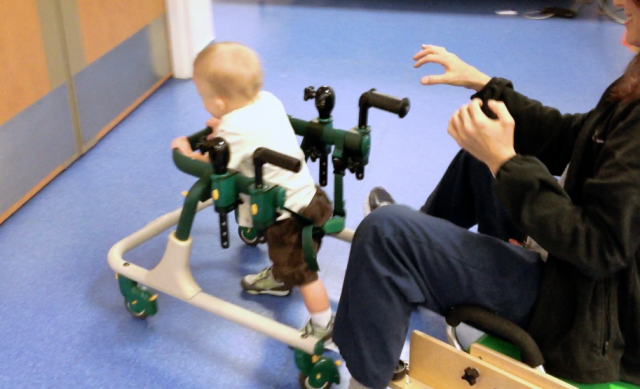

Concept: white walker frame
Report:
left=107, top=198, right=355, bottom=355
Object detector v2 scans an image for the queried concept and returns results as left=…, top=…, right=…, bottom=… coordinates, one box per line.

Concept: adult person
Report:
left=334, top=1, right=640, bottom=388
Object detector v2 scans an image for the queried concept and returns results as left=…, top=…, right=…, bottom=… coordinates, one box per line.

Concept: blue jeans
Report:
left=332, top=151, right=542, bottom=389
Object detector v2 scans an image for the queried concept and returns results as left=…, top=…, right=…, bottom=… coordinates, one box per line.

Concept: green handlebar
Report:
left=289, top=117, right=364, bottom=156
left=172, top=149, right=213, bottom=178
left=171, top=127, right=215, bottom=178
left=174, top=120, right=369, bottom=179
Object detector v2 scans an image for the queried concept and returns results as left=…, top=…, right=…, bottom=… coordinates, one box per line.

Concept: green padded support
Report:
left=302, top=225, right=319, bottom=272
left=322, top=217, right=345, bottom=235
left=475, top=336, right=638, bottom=389
left=211, top=172, right=238, bottom=213
left=287, top=211, right=344, bottom=273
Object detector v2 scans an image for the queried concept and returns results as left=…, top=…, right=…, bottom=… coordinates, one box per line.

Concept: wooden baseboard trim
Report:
left=0, top=164, right=67, bottom=225
left=0, top=74, right=172, bottom=226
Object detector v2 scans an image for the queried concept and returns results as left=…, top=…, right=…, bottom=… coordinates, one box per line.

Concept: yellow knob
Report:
left=182, top=191, right=188, bottom=197
left=251, top=204, right=258, bottom=215
left=316, top=373, right=321, bottom=380
left=335, top=360, right=342, bottom=366
left=312, top=355, right=320, bottom=363
left=212, top=189, right=219, bottom=200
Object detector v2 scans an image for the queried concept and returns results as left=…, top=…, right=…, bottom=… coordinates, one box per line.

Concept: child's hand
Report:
left=206, top=117, right=220, bottom=129
left=171, top=136, right=193, bottom=155
left=206, top=118, right=220, bottom=140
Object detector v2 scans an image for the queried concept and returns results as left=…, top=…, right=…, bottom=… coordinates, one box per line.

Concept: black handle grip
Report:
left=304, top=86, right=336, bottom=119
left=197, top=137, right=230, bottom=175
left=304, top=86, right=316, bottom=101
left=253, top=148, right=301, bottom=173
left=360, top=89, right=410, bottom=118
left=253, top=148, right=301, bottom=188
left=445, top=305, right=545, bottom=368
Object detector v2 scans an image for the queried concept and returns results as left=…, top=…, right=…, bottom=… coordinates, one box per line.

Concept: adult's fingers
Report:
left=459, top=103, right=473, bottom=132
left=487, top=100, right=514, bottom=124
left=413, top=45, right=447, bottom=60
left=451, top=109, right=464, bottom=138
left=413, top=53, right=449, bottom=69
left=447, top=117, right=459, bottom=142
left=468, top=99, right=485, bottom=122
left=420, top=73, right=454, bottom=86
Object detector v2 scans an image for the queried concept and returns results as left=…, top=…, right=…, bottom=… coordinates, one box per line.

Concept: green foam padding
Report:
left=475, top=336, right=638, bottom=389
left=566, top=382, right=639, bottom=389
left=474, top=335, right=522, bottom=361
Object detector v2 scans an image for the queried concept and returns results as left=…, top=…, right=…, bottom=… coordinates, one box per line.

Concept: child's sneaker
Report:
left=241, top=266, right=292, bottom=296
left=364, top=186, right=396, bottom=217
left=300, top=316, right=337, bottom=351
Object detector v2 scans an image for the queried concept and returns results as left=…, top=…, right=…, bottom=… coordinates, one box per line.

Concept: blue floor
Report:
left=0, top=1, right=631, bottom=388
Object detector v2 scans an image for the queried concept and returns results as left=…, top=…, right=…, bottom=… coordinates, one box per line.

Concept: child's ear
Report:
left=214, top=97, right=226, bottom=112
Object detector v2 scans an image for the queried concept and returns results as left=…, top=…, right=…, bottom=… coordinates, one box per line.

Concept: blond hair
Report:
left=193, top=42, right=263, bottom=102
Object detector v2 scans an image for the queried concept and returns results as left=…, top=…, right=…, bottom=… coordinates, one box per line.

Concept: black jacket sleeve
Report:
left=493, top=105, right=640, bottom=280
left=472, top=78, right=591, bottom=176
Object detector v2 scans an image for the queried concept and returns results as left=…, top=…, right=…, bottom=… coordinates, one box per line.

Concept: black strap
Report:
left=283, top=206, right=315, bottom=226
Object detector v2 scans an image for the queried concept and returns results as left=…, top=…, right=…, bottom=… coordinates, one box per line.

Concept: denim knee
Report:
left=359, top=204, right=412, bottom=234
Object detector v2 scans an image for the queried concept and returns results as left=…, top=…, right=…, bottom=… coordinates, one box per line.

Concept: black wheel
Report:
left=239, top=227, right=259, bottom=246
left=125, top=298, right=149, bottom=320
left=392, top=360, right=409, bottom=381
left=298, top=373, right=332, bottom=389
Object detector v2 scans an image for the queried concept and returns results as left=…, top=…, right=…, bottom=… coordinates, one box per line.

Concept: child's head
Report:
left=193, top=42, right=264, bottom=118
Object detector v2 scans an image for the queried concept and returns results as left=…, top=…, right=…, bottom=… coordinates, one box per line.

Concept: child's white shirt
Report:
left=217, top=91, right=317, bottom=227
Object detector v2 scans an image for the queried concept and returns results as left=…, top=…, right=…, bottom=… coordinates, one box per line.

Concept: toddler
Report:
left=171, top=42, right=335, bottom=342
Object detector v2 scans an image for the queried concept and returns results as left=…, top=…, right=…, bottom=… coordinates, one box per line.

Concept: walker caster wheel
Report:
left=295, top=350, right=340, bottom=389
left=299, top=372, right=333, bottom=389
left=238, top=227, right=259, bottom=246
left=117, top=275, right=158, bottom=319
left=125, top=298, right=150, bottom=320
left=392, top=360, right=409, bottom=381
